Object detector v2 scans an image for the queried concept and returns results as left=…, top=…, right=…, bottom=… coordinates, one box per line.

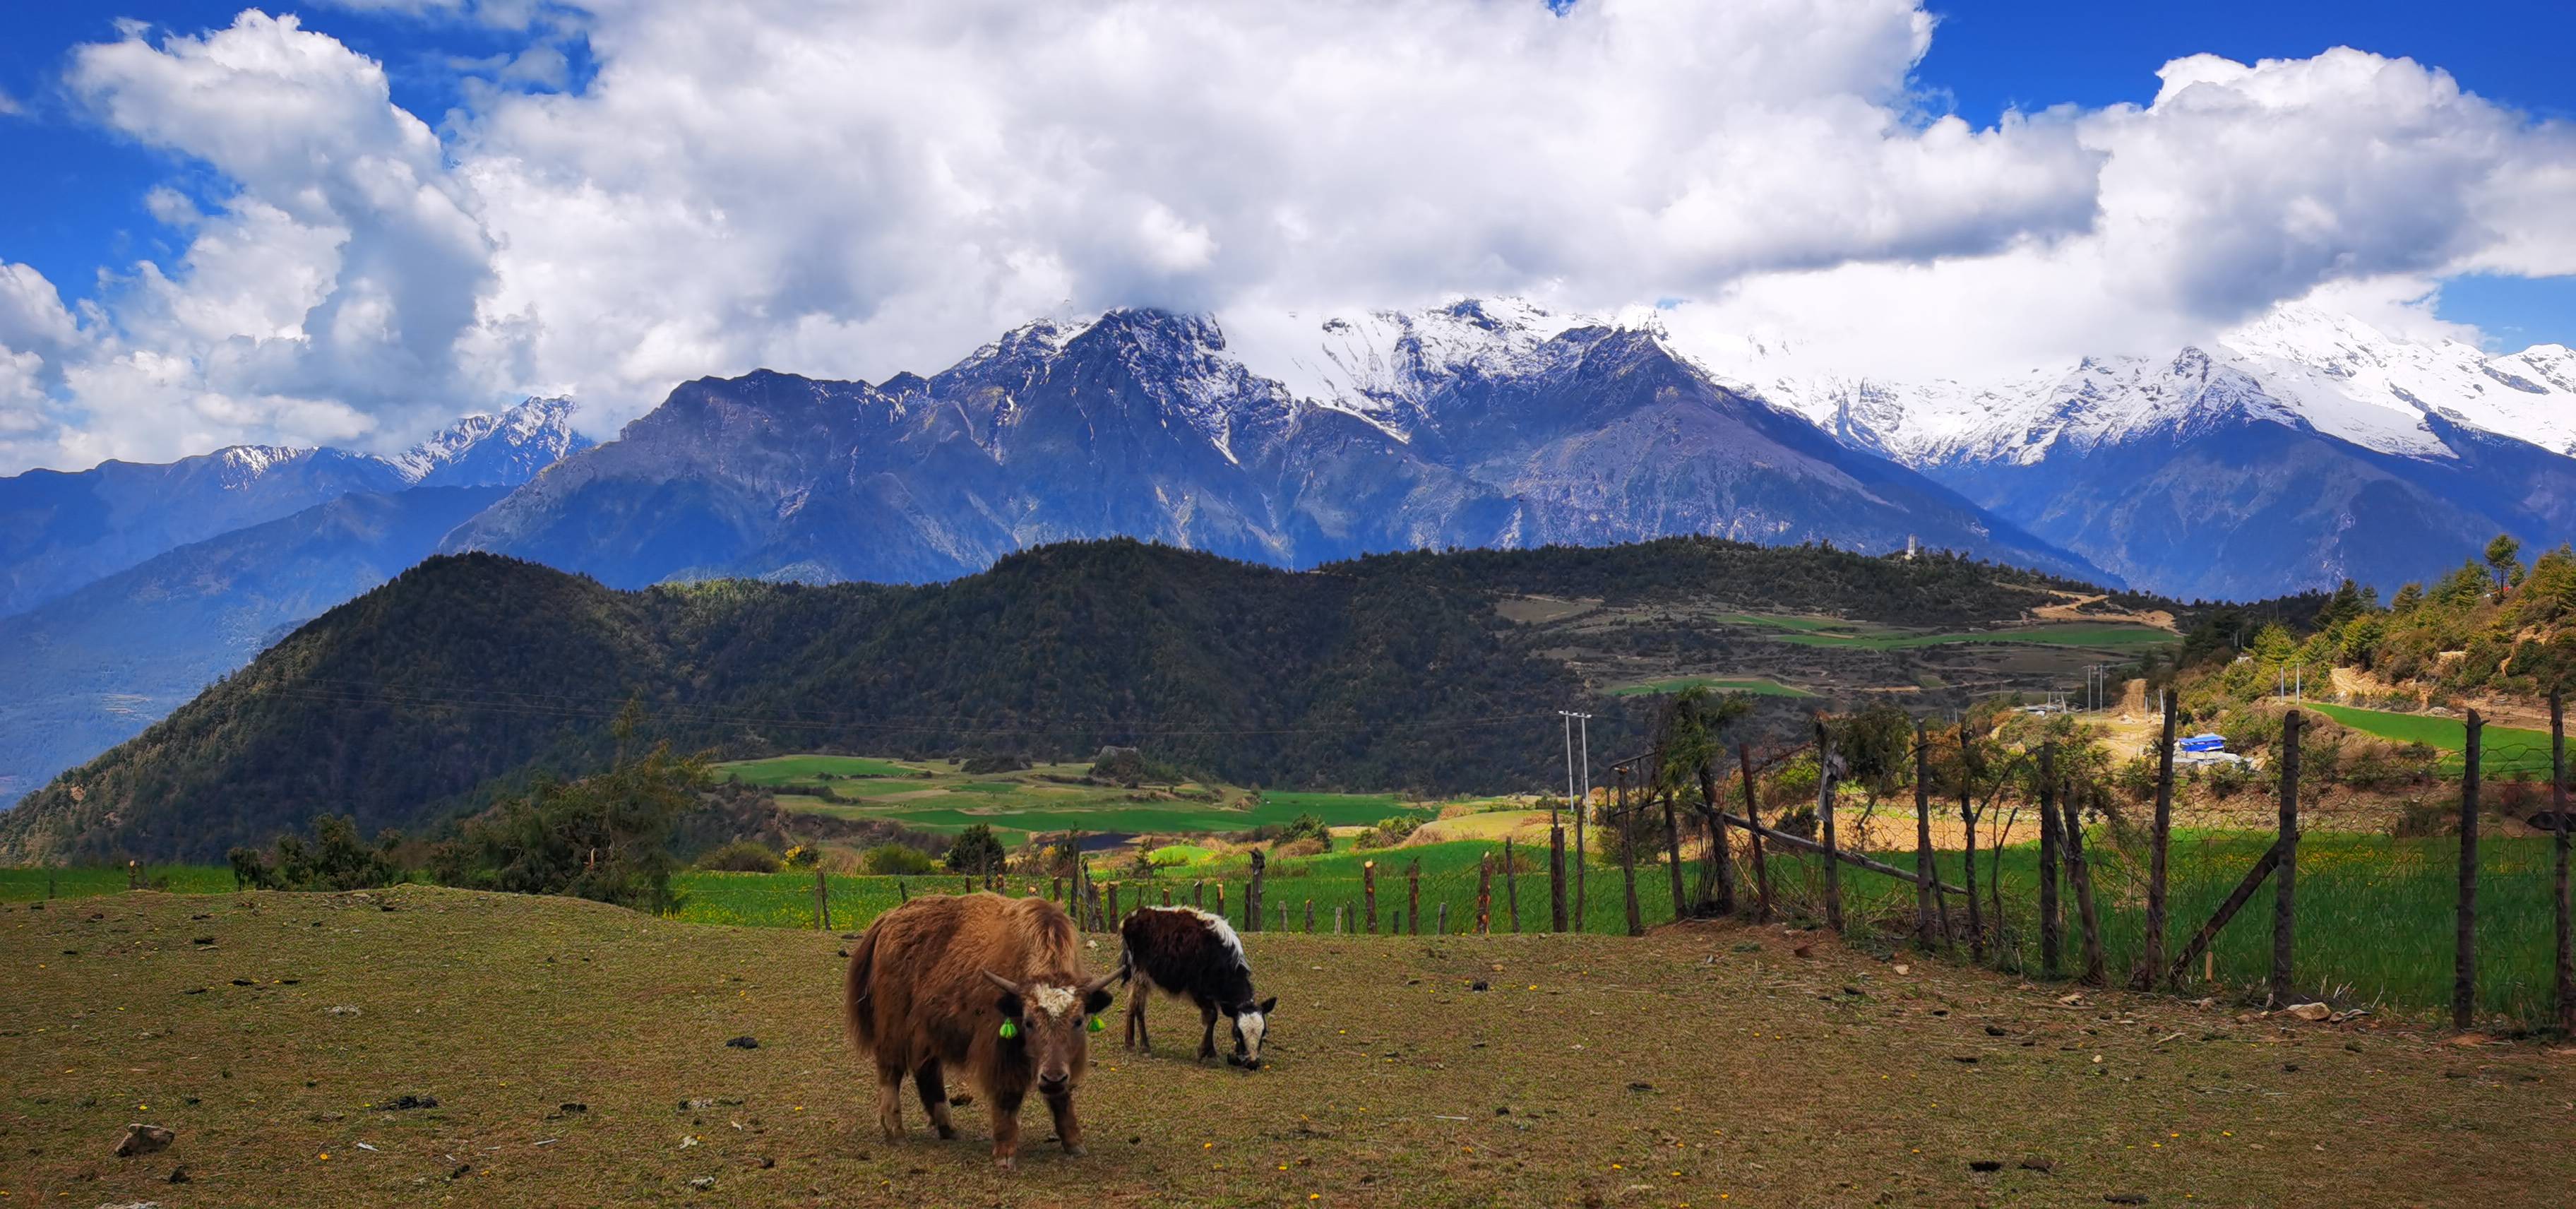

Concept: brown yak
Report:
left=844, top=893, right=1121, bottom=1167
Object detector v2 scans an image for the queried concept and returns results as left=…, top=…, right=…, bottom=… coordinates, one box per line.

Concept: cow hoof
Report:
left=993, top=1156, right=1016, bottom=1171
left=1063, top=1143, right=1088, bottom=1157
left=934, top=1125, right=957, bottom=1140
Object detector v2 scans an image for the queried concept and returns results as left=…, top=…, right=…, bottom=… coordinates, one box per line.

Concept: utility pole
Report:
left=1570, top=710, right=1593, bottom=927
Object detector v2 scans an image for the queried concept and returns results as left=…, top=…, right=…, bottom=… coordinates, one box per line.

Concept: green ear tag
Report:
left=1087, top=1016, right=1104, bottom=1033
left=998, top=1019, right=1019, bottom=1040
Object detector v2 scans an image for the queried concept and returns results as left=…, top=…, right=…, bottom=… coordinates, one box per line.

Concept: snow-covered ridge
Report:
left=1712, top=303, right=2576, bottom=467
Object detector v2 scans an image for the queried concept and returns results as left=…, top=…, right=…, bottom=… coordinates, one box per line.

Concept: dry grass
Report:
left=4, top=886, right=2570, bottom=1207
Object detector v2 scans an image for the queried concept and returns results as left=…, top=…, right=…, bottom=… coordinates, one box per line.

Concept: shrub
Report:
left=1273, top=812, right=1335, bottom=852
left=228, top=814, right=406, bottom=892
left=1354, top=816, right=1420, bottom=850
left=696, top=840, right=783, bottom=873
left=860, top=843, right=936, bottom=875
left=431, top=741, right=708, bottom=914
left=2392, top=799, right=2452, bottom=838
left=946, top=823, right=1008, bottom=876
left=782, top=843, right=821, bottom=869
left=1772, top=804, right=1819, bottom=840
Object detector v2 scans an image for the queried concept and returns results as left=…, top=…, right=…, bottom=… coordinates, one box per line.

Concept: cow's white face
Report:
left=1226, top=994, right=1279, bottom=1068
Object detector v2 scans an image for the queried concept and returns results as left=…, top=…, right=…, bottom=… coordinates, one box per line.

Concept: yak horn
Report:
left=1081, top=967, right=1124, bottom=996
left=979, top=970, right=1025, bottom=996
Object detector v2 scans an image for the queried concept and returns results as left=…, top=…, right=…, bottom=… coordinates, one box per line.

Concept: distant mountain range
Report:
left=1722, top=305, right=2576, bottom=600
left=439, top=305, right=2099, bottom=587
left=4, top=299, right=2571, bottom=815
left=0, top=400, right=587, bottom=801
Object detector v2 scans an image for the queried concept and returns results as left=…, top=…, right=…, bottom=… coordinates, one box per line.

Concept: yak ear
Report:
left=1078, top=967, right=1121, bottom=1015
left=1258, top=996, right=1278, bottom=1016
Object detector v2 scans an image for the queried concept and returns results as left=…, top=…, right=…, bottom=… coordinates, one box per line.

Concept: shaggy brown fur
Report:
left=845, top=892, right=1119, bottom=1167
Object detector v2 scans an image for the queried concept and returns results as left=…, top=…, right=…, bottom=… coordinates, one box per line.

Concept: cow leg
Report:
left=1126, top=973, right=1153, bottom=1052
left=1198, top=998, right=1220, bottom=1062
left=1044, top=1086, right=1085, bottom=1156
left=874, top=1055, right=908, bottom=1141
left=989, top=1088, right=1025, bottom=1169
left=914, top=1058, right=957, bottom=1140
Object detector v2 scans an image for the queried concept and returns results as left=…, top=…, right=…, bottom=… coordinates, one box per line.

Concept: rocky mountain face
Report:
left=0, top=396, right=588, bottom=617
left=441, top=304, right=2105, bottom=585
left=1726, top=306, right=2576, bottom=600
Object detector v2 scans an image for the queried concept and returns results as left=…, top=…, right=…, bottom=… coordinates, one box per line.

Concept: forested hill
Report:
left=0, top=537, right=2160, bottom=862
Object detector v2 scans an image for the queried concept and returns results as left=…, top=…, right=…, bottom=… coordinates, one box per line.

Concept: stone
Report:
left=113, top=1124, right=174, bottom=1157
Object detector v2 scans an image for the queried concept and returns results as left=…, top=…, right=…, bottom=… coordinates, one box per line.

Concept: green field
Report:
left=714, top=754, right=925, bottom=783
left=722, top=754, right=1420, bottom=843
left=2308, top=703, right=2558, bottom=778
left=1607, top=674, right=1815, bottom=698
left=0, top=864, right=237, bottom=901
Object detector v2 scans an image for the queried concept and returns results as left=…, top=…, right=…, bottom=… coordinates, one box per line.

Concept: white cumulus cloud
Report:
left=0, top=0, right=2570, bottom=470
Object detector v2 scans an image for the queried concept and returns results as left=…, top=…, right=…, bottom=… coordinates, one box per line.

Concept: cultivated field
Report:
left=4, top=886, right=2567, bottom=1208
left=2309, top=702, right=2560, bottom=778
left=713, top=755, right=1417, bottom=842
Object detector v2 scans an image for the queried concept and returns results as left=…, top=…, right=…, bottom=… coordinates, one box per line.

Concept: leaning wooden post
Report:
left=1549, top=812, right=1570, bottom=932
left=1959, top=722, right=1984, bottom=963
left=1739, top=744, right=1773, bottom=922
left=1698, top=759, right=1736, bottom=915
left=1193, top=881, right=1204, bottom=908
left=1659, top=787, right=1688, bottom=922
left=1912, top=721, right=1936, bottom=948
left=2456, top=708, right=2480, bottom=1028
left=2274, top=708, right=2304, bottom=1008
left=1304, top=898, right=1316, bottom=934
left=2134, top=690, right=2178, bottom=989
left=1813, top=717, right=1844, bottom=934
left=1618, top=767, right=1644, bottom=936
left=1364, top=861, right=1379, bottom=934
left=1408, top=860, right=1423, bottom=936
left=2063, top=777, right=2106, bottom=987
left=1248, top=850, right=1267, bottom=933
left=898, top=877, right=910, bottom=904
left=2168, top=842, right=2282, bottom=985
left=1504, top=839, right=1522, bottom=933
left=2554, top=689, right=2573, bottom=1037
left=2037, top=742, right=2063, bottom=979
left=1215, top=882, right=1227, bottom=921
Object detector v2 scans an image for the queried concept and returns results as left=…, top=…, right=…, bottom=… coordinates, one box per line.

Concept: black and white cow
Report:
left=1117, top=905, right=1277, bottom=1068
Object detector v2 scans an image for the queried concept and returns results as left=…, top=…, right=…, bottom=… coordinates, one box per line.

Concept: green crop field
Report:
left=0, top=864, right=237, bottom=901
left=1714, top=612, right=2174, bottom=652
left=715, top=754, right=926, bottom=784
left=2308, top=703, right=2558, bottom=778
left=1608, top=675, right=1815, bottom=698
left=729, top=754, right=1424, bottom=845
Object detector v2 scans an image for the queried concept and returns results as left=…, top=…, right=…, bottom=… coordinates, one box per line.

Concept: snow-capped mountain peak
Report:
left=389, top=396, right=590, bottom=488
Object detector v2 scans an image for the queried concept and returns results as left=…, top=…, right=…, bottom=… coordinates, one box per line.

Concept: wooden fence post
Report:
left=1659, top=787, right=1687, bottom=922
left=1107, top=882, right=1121, bottom=929
left=1618, top=768, right=1643, bottom=936
left=1478, top=854, right=1494, bottom=934
left=1814, top=718, right=1844, bottom=934
left=1959, top=722, right=1984, bottom=963
left=2554, top=689, right=2573, bottom=1037
left=2135, top=690, right=2178, bottom=989
left=1739, top=745, right=1772, bottom=922
left=1248, top=850, right=1266, bottom=933
left=1276, top=901, right=1287, bottom=932
left=1437, top=902, right=1450, bottom=935
left=2274, top=708, right=2302, bottom=1008
left=2063, top=777, right=2105, bottom=987
left=1409, top=861, right=1422, bottom=936
left=898, top=877, right=909, bottom=904
left=1698, top=758, right=1736, bottom=916
left=1164, top=886, right=1174, bottom=907
left=1364, top=861, right=1378, bottom=934
left=1193, top=881, right=1203, bottom=908
left=1215, top=882, right=1227, bottom=921
left=814, top=866, right=830, bottom=931
left=1549, top=818, right=1570, bottom=932
left=1912, top=721, right=1936, bottom=948
left=1334, top=904, right=1343, bottom=934
left=1305, top=899, right=1315, bottom=934
left=2038, top=742, right=2062, bottom=978
left=2456, top=708, right=2480, bottom=1028
left=1505, top=839, right=1522, bottom=933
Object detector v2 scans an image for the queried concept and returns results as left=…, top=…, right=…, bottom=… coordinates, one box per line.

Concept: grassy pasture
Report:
left=722, top=752, right=1420, bottom=844
left=2, top=886, right=2565, bottom=1207
left=1715, top=612, right=2176, bottom=653
left=1606, top=675, right=1815, bottom=698
left=2308, top=702, right=2558, bottom=778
